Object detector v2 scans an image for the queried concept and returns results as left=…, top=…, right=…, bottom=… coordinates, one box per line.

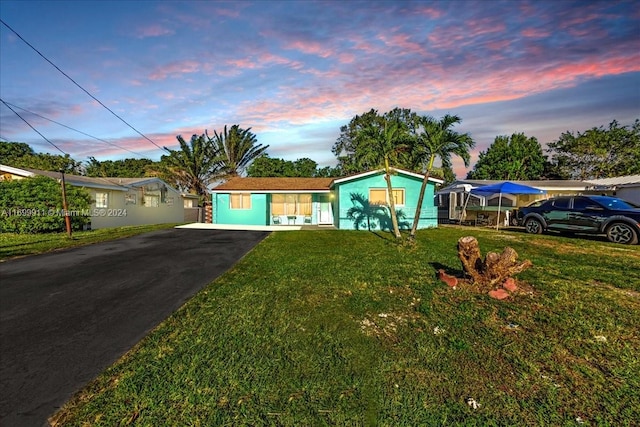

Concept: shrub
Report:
left=0, top=176, right=92, bottom=233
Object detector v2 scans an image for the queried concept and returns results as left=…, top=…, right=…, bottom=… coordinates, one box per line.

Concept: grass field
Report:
left=49, top=226, right=640, bottom=426
left=0, top=223, right=180, bottom=261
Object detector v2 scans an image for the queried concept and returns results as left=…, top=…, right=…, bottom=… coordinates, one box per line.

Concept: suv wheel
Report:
left=525, top=218, right=543, bottom=234
left=606, top=222, right=638, bottom=245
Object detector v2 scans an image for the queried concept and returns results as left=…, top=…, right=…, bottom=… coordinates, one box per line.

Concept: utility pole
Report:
left=60, top=170, right=72, bottom=238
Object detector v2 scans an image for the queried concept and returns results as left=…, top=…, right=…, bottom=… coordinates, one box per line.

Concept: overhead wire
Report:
left=0, top=98, right=67, bottom=155
left=1, top=100, right=151, bottom=159
left=0, top=18, right=167, bottom=152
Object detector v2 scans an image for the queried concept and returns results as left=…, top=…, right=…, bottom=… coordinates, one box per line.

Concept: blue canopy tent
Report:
left=471, top=181, right=547, bottom=229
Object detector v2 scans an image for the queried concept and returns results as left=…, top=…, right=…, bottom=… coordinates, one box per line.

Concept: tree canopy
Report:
left=247, top=155, right=341, bottom=177
left=209, top=125, right=268, bottom=179
left=158, top=134, right=220, bottom=198
left=85, top=157, right=154, bottom=178
left=332, top=108, right=417, bottom=174
left=0, top=141, right=82, bottom=173
left=467, top=133, right=547, bottom=180
left=546, top=119, right=640, bottom=180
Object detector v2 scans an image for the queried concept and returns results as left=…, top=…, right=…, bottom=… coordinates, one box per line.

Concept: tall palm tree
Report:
left=408, top=114, right=475, bottom=240
left=209, top=125, right=268, bottom=179
left=160, top=134, right=221, bottom=199
left=356, top=118, right=409, bottom=239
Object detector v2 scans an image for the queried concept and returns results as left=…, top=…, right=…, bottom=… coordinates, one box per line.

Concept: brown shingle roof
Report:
left=213, top=177, right=334, bottom=192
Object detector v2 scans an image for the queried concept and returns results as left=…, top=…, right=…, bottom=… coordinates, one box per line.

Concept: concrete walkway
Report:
left=176, top=223, right=301, bottom=231
left=0, top=228, right=268, bottom=427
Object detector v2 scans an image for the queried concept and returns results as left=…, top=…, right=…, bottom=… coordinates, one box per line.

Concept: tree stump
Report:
left=457, top=236, right=532, bottom=291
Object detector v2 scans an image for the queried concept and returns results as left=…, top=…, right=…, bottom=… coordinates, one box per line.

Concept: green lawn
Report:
left=0, top=223, right=180, bottom=261
left=51, top=227, right=640, bottom=426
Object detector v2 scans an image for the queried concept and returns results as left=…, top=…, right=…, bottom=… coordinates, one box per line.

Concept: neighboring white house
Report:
left=1, top=164, right=186, bottom=229
left=585, top=175, right=640, bottom=205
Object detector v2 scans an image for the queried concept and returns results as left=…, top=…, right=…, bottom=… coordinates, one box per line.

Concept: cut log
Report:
left=457, top=236, right=484, bottom=284
left=457, top=236, right=532, bottom=291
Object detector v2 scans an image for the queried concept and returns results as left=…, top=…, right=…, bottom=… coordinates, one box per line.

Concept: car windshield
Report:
left=589, top=196, right=638, bottom=210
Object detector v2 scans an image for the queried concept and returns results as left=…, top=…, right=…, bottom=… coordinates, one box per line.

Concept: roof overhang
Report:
left=331, top=168, right=443, bottom=186
left=71, top=182, right=128, bottom=191
left=211, top=189, right=331, bottom=194
left=0, top=164, right=36, bottom=177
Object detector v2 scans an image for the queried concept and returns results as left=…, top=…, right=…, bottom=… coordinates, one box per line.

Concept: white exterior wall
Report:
left=88, top=186, right=184, bottom=229
left=617, top=187, right=640, bottom=205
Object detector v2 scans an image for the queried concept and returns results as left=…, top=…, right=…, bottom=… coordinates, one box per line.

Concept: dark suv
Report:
left=517, top=195, right=640, bottom=245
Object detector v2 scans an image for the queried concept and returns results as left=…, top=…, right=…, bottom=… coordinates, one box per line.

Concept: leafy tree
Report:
left=0, top=175, right=91, bottom=233
left=246, top=155, right=293, bottom=177
left=314, top=165, right=343, bottom=178
left=158, top=134, right=220, bottom=198
left=209, top=125, right=268, bottom=179
left=467, top=133, right=547, bottom=180
left=332, top=108, right=417, bottom=174
left=247, top=155, right=342, bottom=177
left=293, top=158, right=319, bottom=177
left=409, top=114, right=474, bottom=240
left=85, top=157, right=155, bottom=177
left=247, top=156, right=310, bottom=177
left=547, top=119, right=640, bottom=180
left=0, top=141, right=33, bottom=159
left=0, top=141, right=82, bottom=173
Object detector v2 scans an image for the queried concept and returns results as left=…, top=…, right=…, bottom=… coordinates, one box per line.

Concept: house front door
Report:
left=318, top=202, right=333, bottom=224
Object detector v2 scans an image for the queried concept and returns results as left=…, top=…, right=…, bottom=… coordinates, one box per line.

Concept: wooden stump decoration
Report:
left=457, top=236, right=532, bottom=292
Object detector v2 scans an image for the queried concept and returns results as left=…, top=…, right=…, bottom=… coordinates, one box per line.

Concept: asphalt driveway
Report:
left=0, top=228, right=269, bottom=427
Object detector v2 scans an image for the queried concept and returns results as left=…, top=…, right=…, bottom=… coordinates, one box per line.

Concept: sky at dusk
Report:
left=1, top=0, right=639, bottom=177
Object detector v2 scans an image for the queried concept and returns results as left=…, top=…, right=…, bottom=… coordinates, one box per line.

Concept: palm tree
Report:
left=356, top=118, right=410, bottom=239
left=408, top=114, right=475, bottom=240
left=160, top=134, right=220, bottom=199
left=209, top=125, right=268, bottom=179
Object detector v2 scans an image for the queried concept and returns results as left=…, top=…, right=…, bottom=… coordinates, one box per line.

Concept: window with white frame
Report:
left=95, top=192, right=108, bottom=208
left=230, top=193, right=251, bottom=209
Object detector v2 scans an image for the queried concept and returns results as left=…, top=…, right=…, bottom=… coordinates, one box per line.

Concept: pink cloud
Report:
left=378, top=33, right=424, bottom=54
left=148, top=61, right=201, bottom=80
left=283, top=39, right=333, bottom=58
left=484, top=39, right=511, bottom=51
left=222, top=45, right=640, bottom=140
left=226, top=53, right=303, bottom=72
left=226, top=58, right=260, bottom=70
left=337, top=52, right=355, bottom=64
left=135, top=24, right=175, bottom=39
left=415, top=6, right=443, bottom=19
left=350, top=35, right=384, bottom=55
left=521, top=28, right=550, bottom=38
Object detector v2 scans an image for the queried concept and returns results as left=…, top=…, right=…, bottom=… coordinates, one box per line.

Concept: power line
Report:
left=0, top=18, right=167, bottom=152
left=0, top=98, right=68, bottom=155
left=1, top=100, right=151, bottom=159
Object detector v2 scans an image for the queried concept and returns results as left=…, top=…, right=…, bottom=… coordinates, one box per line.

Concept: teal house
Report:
left=210, top=168, right=443, bottom=230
